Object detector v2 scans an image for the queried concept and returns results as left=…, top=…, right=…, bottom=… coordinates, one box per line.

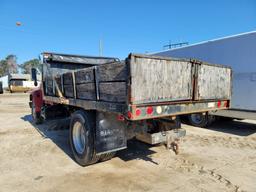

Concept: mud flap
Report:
left=95, top=112, right=127, bottom=155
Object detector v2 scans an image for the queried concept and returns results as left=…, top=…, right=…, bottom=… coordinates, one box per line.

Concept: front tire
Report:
left=31, top=102, right=43, bottom=124
left=69, top=110, right=100, bottom=166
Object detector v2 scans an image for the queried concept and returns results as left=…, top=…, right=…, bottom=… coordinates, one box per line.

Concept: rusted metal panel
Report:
left=196, top=64, right=232, bottom=100
left=129, top=54, right=193, bottom=104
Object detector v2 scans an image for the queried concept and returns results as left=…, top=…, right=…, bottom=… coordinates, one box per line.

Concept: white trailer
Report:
left=153, top=31, right=256, bottom=126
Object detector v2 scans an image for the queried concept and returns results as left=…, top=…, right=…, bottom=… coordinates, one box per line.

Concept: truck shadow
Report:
left=21, top=114, right=158, bottom=165
left=203, top=120, right=256, bottom=136
left=117, top=140, right=159, bottom=165
left=21, top=114, right=73, bottom=159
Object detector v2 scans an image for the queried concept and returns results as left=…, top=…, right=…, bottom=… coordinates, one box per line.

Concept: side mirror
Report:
left=31, top=68, right=38, bottom=86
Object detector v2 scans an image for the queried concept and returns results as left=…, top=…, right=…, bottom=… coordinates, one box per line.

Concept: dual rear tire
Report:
left=188, top=113, right=215, bottom=128
left=69, top=110, right=115, bottom=166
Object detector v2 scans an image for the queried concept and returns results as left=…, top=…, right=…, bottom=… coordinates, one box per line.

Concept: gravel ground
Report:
left=0, top=93, right=256, bottom=192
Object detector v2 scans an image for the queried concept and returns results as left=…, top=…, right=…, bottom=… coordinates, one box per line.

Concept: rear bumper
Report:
left=136, top=128, right=186, bottom=145
left=127, top=100, right=229, bottom=120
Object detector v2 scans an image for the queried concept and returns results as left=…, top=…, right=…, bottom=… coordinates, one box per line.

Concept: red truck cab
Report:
left=29, top=85, right=43, bottom=124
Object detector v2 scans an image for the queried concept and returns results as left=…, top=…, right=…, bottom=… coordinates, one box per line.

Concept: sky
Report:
left=0, top=0, right=255, bottom=64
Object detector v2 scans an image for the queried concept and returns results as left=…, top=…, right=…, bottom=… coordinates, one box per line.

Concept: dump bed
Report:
left=42, top=52, right=231, bottom=120
left=129, top=54, right=231, bottom=104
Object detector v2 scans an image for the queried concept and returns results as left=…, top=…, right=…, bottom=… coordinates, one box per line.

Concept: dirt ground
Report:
left=0, top=93, right=256, bottom=192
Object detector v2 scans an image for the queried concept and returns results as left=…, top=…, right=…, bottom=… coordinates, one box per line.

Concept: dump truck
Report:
left=29, top=52, right=232, bottom=166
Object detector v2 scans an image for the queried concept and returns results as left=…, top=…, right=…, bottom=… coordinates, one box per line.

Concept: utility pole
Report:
left=99, top=39, right=103, bottom=56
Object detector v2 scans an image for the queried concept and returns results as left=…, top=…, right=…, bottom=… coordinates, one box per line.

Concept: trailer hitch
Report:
left=165, top=129, right=185, bottom=154
left=171, top=140, right=179, bottom=155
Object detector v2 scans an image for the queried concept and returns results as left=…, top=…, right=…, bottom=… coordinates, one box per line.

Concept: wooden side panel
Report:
left=63, top=72, right=73, bottom=85
left=99, top=82, right=126, bottom=103
left=130, top=56, right=193, bottom=104
left=98, top=62, right=127, bottom=81
left=76, top=83, right=96, bottom=100
left=45, top=78, right=54, bottom=96
left=75, top=67, right=95, bottom=84
left=196, top=64, right=231, bottom=100
left=46, top=78, right=53, bottom=87
left=64, top=84, right=74, bottom=98
left=46, top=85, right=54, bottom=96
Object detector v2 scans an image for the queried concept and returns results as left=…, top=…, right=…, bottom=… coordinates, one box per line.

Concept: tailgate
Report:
left=196, top=63, right=232, bottom=100
left=129, top=54, right=193, bottom=104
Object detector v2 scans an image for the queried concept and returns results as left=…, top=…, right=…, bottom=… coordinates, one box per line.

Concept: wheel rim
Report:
left=72, top=121, right=86, bottom=154
left=190, top=114, right=204, bottom=124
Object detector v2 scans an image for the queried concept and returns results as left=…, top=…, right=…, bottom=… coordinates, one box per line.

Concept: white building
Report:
left=0, top=75, right=9, bottom=89
left=153, top=31, right=256, bottom=123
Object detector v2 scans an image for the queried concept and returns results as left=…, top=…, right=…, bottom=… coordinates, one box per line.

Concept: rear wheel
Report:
left=70, top=110, right=100, bottom=166
left=188, top=113, right=215, bottom=128
left=31, top=101, right=43, bottom=124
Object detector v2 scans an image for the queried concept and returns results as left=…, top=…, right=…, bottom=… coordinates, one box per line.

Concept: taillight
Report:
left=135, top=108, right=141, bottom=116
left=127, top=111, right=133, bottom=119
left=217, top=101, right=221, bottom=108
left=117, top=114, right=125, bottom=121
left=146, top=106, right=153, bottom=115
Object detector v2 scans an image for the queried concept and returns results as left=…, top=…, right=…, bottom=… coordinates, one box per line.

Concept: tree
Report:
left=0, top=55, right=18, bottom=76
left=20, top=59, right=40, bottom=74
left=0, top=60, right=7, bottom=76
left=6, top=55, right=18, bottom=74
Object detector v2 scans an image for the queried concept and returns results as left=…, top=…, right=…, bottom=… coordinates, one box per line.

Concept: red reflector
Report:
left=217, top=101, right=221, bottom=108
left=146, top=106, right=153, bottom=115
left=135, top=108, right=141, bottom=116
left=117, top=114, right=125, bottom=121
left=127, top=111, right=133, bottom=119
